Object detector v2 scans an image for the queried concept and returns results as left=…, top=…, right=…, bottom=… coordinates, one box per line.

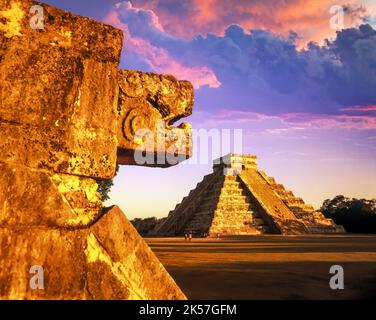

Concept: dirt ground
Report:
left=146, top=235, right=376, bottom=300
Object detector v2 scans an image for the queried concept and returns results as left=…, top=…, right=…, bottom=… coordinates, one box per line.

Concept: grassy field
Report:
left=146, top=235, right=376, bottom=299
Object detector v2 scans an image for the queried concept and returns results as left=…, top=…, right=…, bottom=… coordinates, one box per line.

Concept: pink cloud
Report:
left=193, top=109, right=376, bottom=130
left=340, top=105, right=376, bottom=112
left=281, top=113, right=376, bottom=130
left=127, top=0, right=373, bottom=47
left=104, top=5, right=221, bottom=89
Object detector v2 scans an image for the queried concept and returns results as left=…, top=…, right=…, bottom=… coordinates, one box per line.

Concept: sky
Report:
left=43, top=0, right=376, bottom=219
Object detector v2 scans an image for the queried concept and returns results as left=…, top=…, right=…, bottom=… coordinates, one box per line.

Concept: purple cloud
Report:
left=112, top=2, right=376, bottom=117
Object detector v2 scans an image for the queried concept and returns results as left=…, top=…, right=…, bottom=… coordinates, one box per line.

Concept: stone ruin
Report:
left=153, top=154, right=345, bottom=237
left=0, top=0, right=193, bottom=299
left=0, top=0, right=347, bottom=301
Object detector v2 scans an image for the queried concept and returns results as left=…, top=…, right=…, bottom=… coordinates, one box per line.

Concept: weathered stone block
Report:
left=0, top=0, right=193, bottom=300
left=0, top=205, right=186, bottom=300
left=0, top=161, right=102, bottom=228
left=0, top=0, right=123, bottom=178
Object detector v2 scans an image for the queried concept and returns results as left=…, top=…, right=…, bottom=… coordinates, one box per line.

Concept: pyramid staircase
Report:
left=259, top=171, right=343, bottom=234
left=153, top=154, right=345, bottom=237
left=181, top=174, right=272, bottom=236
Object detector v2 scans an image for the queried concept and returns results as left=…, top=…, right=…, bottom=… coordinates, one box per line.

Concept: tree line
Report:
left=321, top=195, right=376, bottom=234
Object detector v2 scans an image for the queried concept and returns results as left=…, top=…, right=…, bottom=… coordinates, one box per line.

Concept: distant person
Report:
left=184, top=233, right=188, bottom=240
left=189, top=232, right=192, bottom=241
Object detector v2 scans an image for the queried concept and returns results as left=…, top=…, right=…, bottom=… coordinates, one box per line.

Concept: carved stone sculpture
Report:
left=0, top=0, right=193, bottom=299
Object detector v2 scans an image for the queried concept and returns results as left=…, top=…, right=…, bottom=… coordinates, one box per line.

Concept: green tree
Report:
left=321, top=195, right=376, bottom=233
left=95, top=164, right=119, bottom=201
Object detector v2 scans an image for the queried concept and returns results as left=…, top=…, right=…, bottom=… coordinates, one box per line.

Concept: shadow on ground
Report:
left=147, top=235, right=376, bottom=299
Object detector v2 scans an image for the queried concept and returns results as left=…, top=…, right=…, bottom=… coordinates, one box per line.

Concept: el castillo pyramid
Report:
left=153, top=154, right=345, bottom=236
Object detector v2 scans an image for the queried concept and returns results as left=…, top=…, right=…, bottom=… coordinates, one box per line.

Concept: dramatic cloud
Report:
left=110, top=2, right=376, bottom=118
left=127, top=0, right=373, bottom=45
left=105, top=3, right=220, bottom=89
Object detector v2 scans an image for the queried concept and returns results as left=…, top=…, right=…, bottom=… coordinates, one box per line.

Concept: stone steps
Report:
left=198, top=201, right=219, bottom=211
left=306, top=225, right=344, bottom=234
left=216, top=203, right=251, bottom=211
left=275, top=190, right=294, bottom=198
left=213, top=211, right=267, bottom=226
left=215, top=179, right=241, bottom=187
left=183, top=210, right=214, bottom=234
left=206, top=194, right=249, bottom=203
left=219, top=188, right=245, bottom=196
left=285, top=198, right=304, bottom=205
left=218, top=196, right=249, bottom=204
left=291, top=207, right=315, bottom=217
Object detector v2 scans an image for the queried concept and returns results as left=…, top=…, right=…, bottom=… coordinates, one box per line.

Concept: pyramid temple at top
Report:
left=153, top=154, right=345, bottom=237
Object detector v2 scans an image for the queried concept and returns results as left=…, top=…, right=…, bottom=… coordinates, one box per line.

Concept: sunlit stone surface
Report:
left=0, top=0, right=190, bottom=300
left=153, top=154, right=345, bottom=237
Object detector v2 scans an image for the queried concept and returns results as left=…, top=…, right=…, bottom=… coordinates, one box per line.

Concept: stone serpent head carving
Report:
left=0, top=1, right=194, bottom=178
left=0, top=0, right=190, bottom=300
left=117, top=70, right=194, bottom=167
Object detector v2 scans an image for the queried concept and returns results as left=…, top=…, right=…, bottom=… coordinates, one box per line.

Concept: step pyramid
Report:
left=153, top=154, right=345, bottom=236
